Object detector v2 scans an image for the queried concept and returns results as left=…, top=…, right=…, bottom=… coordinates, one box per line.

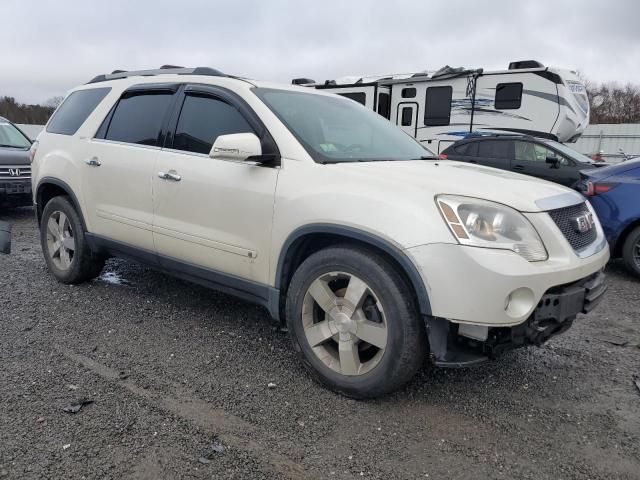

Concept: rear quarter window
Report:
left=46, top=88, right=111, bottom=135
left=454, top=142, right=478, bottom=156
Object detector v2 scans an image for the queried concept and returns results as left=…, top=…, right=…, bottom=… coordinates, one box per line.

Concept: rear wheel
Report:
left=40, top=196, right=105, bottom=284
left=621, top=226, right=640, bottom=278
left=286, top=245, right=426, bottom=399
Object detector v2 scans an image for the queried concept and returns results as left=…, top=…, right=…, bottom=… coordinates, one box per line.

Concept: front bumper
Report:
left=428, top=269, right=607, bottom=366
left=0, top=181, right=32, bottom=206
left=406, top=232, right=609, bottom=327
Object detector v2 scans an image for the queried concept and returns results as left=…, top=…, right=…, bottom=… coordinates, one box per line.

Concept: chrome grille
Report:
left=548, top=203, right=597, bottom=251
left=0, top=165, right=31, bottom=180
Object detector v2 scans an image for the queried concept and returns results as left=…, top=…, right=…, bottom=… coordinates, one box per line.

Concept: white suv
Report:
left=31, top=66, right=609, bottom=398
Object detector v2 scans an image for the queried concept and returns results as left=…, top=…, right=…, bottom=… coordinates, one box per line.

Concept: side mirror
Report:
left=0, top=221, right=11, bottom=254
left=546, top=155, right=560, bottom=168
left=209, top=133, right=263, bottom=162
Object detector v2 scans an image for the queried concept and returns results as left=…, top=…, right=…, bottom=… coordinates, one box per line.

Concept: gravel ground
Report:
left=1, top=207, right=639, bottom=480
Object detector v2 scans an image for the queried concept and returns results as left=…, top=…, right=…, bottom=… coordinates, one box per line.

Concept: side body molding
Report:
left=35, top=177, right=88, bottom=231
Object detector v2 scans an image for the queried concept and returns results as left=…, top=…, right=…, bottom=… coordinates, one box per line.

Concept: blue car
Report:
left=578, top=158, right=640, bottom=278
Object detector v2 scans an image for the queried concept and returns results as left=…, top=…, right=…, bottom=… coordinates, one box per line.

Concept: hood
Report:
left=0, top=148, right=30, bottom=166
left=331, top=160, right=583, bottom=213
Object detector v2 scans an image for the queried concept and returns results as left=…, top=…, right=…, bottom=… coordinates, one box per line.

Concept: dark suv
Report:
left=0, top=116, right=32, bottom=207
left=441, top=134, right=601, bottom=187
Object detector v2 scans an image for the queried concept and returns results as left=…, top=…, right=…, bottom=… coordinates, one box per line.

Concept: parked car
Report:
left=577, top=159, right=640, bottom=278
left=0, top=116, right=33, bottom=207
left=32, top=66, right=609, bottom=398
left=441, top=134, right=603, bottom=187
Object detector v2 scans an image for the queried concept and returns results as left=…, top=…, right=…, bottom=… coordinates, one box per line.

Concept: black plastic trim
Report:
left=275, top=224, right=432, bottom=316
left=122, top=83, right=180, bottom=96
left=35, top=177, right=87, bottom=230
left=85, top=233, right=280, bottom=318
left=167, top=83, right=281, bottom=166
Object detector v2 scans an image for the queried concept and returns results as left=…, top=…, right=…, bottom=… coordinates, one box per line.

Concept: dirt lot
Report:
left=1, top=207, right=639, bottom=480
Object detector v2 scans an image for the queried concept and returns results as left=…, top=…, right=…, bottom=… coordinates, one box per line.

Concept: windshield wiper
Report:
left=0, top=144, right=27, bottom=149
left=415, top=155, right=439, bottom=160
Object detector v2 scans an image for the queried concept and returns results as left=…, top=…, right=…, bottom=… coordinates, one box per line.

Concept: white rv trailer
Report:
left=295, top=61, right=590, bottom=153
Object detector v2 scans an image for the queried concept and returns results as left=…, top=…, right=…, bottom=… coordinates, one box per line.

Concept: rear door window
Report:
left=103, top=91, right=174, bottom=146
left=47, top=88, right=111, bottom=135
left=172, top=94, right=254, bottom=155
left=478, top=140, right=510, bottom=159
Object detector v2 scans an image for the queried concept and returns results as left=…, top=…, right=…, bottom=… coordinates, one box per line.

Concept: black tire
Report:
left=286, top=245, right=427, bottom=399
left=40, top=196, right=105, bottom=284
left=621, top=226, right=640, bottom=278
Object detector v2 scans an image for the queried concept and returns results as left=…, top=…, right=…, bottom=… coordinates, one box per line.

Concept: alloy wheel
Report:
left=302, top=272, right=388, bottom=376
left=46, top=211, right=75, bottom=270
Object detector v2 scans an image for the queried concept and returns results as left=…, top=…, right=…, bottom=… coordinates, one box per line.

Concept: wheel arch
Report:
left=35, top=177, right=87, bottom=232
left=275, top=224, right=432, bottom=321
left=613, top=218, right=640, bottom=258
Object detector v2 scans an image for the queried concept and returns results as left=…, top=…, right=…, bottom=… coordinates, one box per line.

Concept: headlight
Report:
left=436, top=195, right=548, bottom=262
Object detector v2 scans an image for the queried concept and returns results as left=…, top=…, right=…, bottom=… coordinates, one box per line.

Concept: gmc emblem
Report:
left=572, top=212, right=595, bottom=234
left=8, top=168, right=21, bottom=177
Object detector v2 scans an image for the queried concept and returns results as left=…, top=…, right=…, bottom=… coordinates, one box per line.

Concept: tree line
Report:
left=0, top=96, right=62, bottom=124
left=1, top=80, right=640, bottom=125
left=586, top=82, right=640, bottom=124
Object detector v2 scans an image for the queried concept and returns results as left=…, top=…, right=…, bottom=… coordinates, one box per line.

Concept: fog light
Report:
left=504, top=288, right=535, bottom=319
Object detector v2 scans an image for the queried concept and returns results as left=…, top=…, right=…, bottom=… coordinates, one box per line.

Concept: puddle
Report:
left=98, top=271, right=131, bottom=286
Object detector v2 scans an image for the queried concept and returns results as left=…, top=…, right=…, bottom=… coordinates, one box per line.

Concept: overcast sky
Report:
left=3, top=0, right=639, bottom=104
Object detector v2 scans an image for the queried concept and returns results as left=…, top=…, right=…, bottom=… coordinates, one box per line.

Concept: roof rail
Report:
left=87, top=66, right=227, bottom=84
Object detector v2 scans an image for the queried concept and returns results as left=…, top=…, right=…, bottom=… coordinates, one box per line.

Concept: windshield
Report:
left=0, top=122, right=31, bottom=149
left=253, top=88, right=434, bottom=163
left=542, top=139, right=592, bottom=164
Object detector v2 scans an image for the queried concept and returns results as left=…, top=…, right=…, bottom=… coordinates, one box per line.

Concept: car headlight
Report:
left=436, top=195, right=548, bottom=262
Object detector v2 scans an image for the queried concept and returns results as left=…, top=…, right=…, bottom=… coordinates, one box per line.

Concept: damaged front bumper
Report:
left=427, top=269, right=608, bottom=367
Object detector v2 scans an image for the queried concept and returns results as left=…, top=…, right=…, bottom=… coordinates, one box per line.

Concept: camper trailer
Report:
left=295, top=61, right=589, bottom=153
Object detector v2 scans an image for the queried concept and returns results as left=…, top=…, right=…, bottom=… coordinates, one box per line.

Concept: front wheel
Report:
left=622, top=226, right=640, bottom=278
left=40, top=196, right=105, bottom=284
left=286, top=245, right=427, bottom=399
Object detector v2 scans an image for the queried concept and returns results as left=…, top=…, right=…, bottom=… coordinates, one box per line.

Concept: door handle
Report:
left=512, top=165, right=525, bottom=171
left=85, top=157, right=101, bottom=167
left=158, top=171, right=181, bottom=182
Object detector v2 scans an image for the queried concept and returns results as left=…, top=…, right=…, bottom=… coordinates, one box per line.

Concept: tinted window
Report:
left=377, top=93, right=390, bottom=119
left=478, top=140, right=510, bottom=159
left=495, top=83, right=523, bottom=109
left=401, top=88, right=416, bottom=98
left=173, top=94, right=253, bottom=155
left=47, top=88, right=111, bottom=135
left=105, top=92, right=174, bottom=146
left=424, top=86, right=452, bottom=126
left=454, top=142, right=477, bottom=156
left=338, top=92, right=366, bottom=106
left=401, top=107, right=413, bottom=126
